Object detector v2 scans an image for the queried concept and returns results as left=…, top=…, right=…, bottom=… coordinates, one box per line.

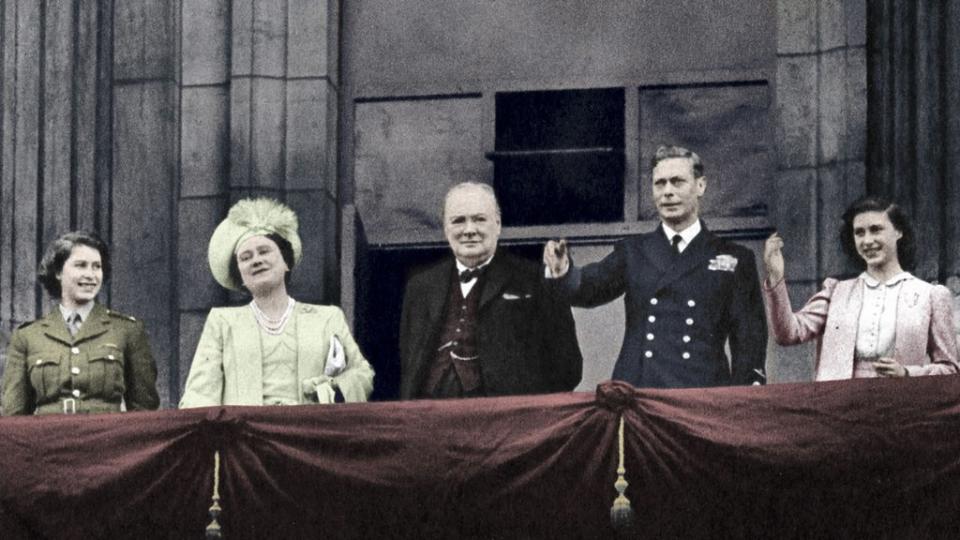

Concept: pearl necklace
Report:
left=250, top=297, right=296, bottom=335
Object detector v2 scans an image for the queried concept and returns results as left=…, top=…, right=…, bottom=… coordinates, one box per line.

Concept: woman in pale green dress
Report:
left=179, top=198, right=374, bottom=407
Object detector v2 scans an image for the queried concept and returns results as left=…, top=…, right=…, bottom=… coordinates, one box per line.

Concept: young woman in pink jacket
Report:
left=762, top=197, right=959, bottom=380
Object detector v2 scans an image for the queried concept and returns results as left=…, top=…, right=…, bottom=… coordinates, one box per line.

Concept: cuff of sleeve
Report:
left=566, top=265, right=583, bottom=291
left=763, top=277, right=785, bottom=291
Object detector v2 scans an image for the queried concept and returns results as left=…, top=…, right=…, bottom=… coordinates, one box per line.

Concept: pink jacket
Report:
left=763, top=276, right=960, bottom=380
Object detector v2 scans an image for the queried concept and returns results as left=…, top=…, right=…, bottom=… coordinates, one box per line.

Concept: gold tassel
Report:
left=609, top=415, right=635, bottom=531
left=205, top=450, right=223, bottom=539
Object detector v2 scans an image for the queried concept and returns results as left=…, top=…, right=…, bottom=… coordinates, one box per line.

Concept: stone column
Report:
left=174, top=0, right=341, bottom=404
left=771, top=0, right=867, bottom=381
left=230, top=0, right=340, bottom=303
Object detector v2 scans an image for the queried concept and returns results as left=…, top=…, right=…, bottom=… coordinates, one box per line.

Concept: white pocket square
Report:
left=502, top=292, right=532, bottom=300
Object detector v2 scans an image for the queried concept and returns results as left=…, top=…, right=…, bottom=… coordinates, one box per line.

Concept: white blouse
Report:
left=855, top=272, right=912, bottom=359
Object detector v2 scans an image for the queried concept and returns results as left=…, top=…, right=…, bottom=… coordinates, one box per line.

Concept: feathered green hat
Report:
left=208, top=198, right=303, bottom=290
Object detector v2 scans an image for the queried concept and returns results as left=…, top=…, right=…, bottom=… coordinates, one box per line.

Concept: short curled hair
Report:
left=37, top=231, right=111, bottom=298
left=840, top=196, right=916, bottom=271
left=651, top=145, right=704, bottom=178
left=228, top=232, right=296, bottom=291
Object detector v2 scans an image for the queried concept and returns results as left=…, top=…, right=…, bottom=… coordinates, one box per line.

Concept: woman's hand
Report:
left=874, top=357, right=908, bottom=377
left=763, top=233, right=785, bottom=285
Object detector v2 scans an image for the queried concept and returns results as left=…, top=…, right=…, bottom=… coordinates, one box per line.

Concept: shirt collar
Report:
left=662, top=220, right=702, bottom=246
left=59, top=302, right=96, bottom=322
left=859, top=271, right=913, bottom=289
left=456, top=253, right=495, bottom=274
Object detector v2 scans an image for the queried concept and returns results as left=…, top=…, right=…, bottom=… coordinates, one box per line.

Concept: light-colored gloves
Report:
left=301, top=335, right=347, bottom=404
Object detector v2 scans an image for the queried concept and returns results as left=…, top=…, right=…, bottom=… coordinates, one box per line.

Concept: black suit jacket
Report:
left=399, top=250, right=582, bottom=399
left=557, top=223, right=767, bottom=388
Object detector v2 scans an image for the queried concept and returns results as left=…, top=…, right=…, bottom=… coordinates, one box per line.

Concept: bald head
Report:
left=443, top=182, right=500, bottom=220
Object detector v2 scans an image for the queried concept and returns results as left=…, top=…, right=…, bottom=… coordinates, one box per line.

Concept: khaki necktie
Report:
left=67, top=313, right=82, bottom=337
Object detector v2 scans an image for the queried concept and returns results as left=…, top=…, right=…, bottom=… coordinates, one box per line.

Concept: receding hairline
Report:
left=442, top=182, right=501, bottom=220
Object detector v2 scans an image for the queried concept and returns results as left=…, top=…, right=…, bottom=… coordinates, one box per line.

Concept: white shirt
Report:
left=662, top=220, right=702, bottom=253
left=855, top=272, right=912, bottom=359
left=456, top=255, right=494, bottom=297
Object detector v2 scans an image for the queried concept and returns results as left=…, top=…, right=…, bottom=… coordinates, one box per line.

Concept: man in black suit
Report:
left=399, top=182, right=582, bottom=399
left=543, top=145, right=767, bottom=389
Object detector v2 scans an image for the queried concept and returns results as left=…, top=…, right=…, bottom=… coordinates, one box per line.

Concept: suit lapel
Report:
left=640, top=230, right=675, bottom=276
left=479, top=255, right=510, bottom=311
left=654, top=227, right=717, bottom=292
left=40, top=309, right=74, bottom=346
left=73, top=303, right=110, bottom=344
left=229, top=306, right=263, bottom=404
left=893, top=279, right=920, bottom=357
left=404, top=261, right=453, bottom=397
left=816, top=279, right=860, bottom=380
left=424, top=260, right=454, bottom=326
left=296, top=304, right=329, bottom=399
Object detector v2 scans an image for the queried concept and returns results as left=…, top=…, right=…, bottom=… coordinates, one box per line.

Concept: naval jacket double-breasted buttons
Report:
left=554, top=223, right=767, bottom=389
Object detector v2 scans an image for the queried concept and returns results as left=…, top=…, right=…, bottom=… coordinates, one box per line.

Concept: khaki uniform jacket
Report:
left=179, top=303, right=374, bottom=407
left=1, top=303, right=160, bottom=415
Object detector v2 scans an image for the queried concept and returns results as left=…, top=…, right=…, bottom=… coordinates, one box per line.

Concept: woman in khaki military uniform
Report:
left=0, top=232, right=159, bottom=415
left=179, top=198, right=374, bottom=407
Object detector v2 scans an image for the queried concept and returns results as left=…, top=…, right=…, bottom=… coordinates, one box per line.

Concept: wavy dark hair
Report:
left=840, top=196, right=916, bottom=271
left=228, top=233, right=296, bottom=291
left=651, top=145, right=704, bottom=178
left=37, top=231, right=111, bottom=298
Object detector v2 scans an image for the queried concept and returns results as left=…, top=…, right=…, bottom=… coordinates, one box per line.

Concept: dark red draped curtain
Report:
left=4, top=378, right=960, bottom=539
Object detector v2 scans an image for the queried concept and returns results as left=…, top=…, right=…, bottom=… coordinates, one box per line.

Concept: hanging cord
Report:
left=206, top=450, right=223, bottom=539
left=610, top=415, right=635, bottom=531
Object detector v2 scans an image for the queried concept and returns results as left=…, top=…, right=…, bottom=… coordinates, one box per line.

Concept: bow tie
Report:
left=459, top=267, right=485, bottom=283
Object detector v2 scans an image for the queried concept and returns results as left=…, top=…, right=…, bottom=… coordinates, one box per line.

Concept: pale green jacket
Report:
left=179, top=303, right=374, bottom=407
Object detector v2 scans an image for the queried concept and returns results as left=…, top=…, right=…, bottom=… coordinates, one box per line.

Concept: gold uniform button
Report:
left=685, top=318, right=694, bottom=326
left=682, top=352, right=691, bottom=359
left=687, top=299, right=696, bottom=307
left=648, top=315, right=656, bottom=323
left=649, top=298, right=658, bottom=305
left=646, top=333, right=654, bottom=341
left=107, top=354, right=115, bottom=360
left=70, top=367, right=81, bottom=375
left=683, top=335, right=691, bottom=343
left=71, top=347, right=80, bottom=354
left=72, top=389, right=81, bottom=398
left=35, top=359, right=43, bottom=366
left=644, top=351, right=653, bottom=358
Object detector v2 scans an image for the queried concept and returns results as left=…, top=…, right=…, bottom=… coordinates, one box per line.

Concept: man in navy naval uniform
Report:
left=543, top=145, right=767, bottom=388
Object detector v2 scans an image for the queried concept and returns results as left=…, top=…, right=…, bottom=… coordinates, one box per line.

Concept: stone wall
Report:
left=0, top=0, right=341, bottom=407
left=770, top=0, right=867, bottom=381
